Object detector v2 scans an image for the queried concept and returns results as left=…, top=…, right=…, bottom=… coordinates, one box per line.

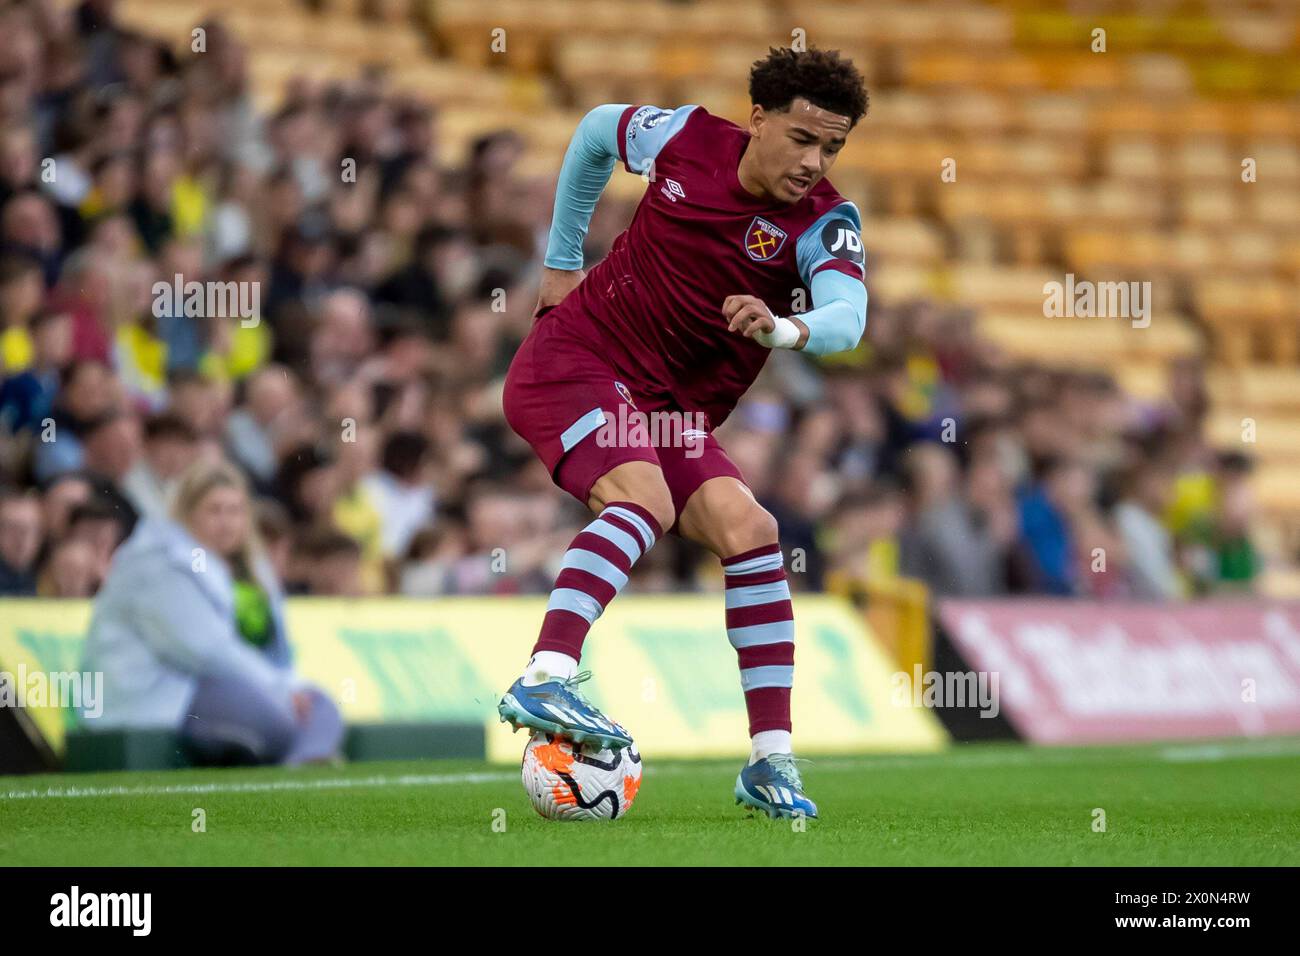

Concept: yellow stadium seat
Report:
left=1179, top=188, right=1238, bottom=226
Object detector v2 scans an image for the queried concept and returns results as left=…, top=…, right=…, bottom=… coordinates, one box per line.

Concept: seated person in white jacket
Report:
left=81, top=459, right=344, bottom=766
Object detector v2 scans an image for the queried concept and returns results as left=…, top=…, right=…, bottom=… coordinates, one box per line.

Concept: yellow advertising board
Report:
left=0, top=600, right=92, bottom=755
left=0, top=596, right=947, bottom=761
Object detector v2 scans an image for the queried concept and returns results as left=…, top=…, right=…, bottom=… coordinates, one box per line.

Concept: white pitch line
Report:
left=3, top=738, right=1297, bottom=802
left=0, top=770, right=515, bottom=802
left=656, top=738, right=1300, bottom=775
left=806, top=738, right=1300, bottom=772
left=1159, top=739, right=1300, bottom=762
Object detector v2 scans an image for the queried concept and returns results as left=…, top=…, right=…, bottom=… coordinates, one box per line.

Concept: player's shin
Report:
left=721, top=543, right=795, bottom=762
left=522, top=501, right=663, bottom=682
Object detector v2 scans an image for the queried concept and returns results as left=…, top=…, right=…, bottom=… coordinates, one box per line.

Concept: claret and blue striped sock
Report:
left=523, top=501, right=663, bottom=684
left=722, top=543, right=795, bottom=755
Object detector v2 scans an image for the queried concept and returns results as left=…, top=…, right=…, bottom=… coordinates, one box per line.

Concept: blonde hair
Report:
left=170, top=459, right=264, bottom=577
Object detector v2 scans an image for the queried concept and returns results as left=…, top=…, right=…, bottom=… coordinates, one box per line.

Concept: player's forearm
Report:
left=799, top=269, right=868, bottom=355
left=543, top=104, right=627, bottom=271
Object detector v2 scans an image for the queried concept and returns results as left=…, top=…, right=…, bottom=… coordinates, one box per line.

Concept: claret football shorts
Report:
left=503, top=307, right=744, bottom=527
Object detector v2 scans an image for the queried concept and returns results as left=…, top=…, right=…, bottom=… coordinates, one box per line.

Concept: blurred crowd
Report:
left=0, top=0, right=1260, bottom=604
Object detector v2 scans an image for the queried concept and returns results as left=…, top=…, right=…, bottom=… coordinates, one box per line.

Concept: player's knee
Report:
left=591, top=463, right=676, bottom=535
left=718, top=504, right=780, bottom=558
left=629, top=482, right=675, bottom=537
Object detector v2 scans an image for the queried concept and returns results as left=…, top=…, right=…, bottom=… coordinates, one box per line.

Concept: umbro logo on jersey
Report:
left=660, top=178, right=686, bottom=202
left=745, top=217, right=788, bottom=261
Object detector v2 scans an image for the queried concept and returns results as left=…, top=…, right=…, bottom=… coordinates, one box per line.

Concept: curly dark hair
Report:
left=748, top=47, right=869, bottom=126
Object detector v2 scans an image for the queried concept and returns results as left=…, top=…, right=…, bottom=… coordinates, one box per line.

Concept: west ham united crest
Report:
left=744, top=217, right=788, bottom=262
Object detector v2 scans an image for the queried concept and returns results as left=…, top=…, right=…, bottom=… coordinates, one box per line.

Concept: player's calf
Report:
left=676, top=478, right=811, bottom=810
left=722, top=542, right=795, bottom=757
left=678, top=481, right=795, bottom=760
left=499, top=487, right=667, bottom=750
left=720, top=544, right=817, bottom=817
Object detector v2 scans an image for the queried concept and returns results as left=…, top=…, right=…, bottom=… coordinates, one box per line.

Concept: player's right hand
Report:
left=723, top=294, right=777, bottom=338
left=536, top=267, right=585, bottom=315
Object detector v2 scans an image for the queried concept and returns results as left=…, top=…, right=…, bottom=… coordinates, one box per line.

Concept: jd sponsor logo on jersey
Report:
left=820, top=218, right=864, bottom=264
left=745, top=217, right=788, bottom=262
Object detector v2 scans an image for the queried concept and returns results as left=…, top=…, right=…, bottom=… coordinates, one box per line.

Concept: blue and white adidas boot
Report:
left=735, top=754, right=819, bottom=820
left=498, top=671, right=633, bottom=750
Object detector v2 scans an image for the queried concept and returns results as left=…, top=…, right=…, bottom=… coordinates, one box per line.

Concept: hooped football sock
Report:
left=529, top=501, right=663, bottom=665
left=722, top=543, right=795, bottom=738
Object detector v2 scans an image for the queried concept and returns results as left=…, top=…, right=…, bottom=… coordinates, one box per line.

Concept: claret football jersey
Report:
left=563, top=104, right=866, bottom=428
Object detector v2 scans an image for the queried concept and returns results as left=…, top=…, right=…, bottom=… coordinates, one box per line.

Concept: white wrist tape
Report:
left=754, top=313, right=801, bottom=350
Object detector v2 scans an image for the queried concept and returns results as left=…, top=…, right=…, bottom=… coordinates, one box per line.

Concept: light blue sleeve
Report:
left=802, top=270, right=868, bottom=355
left=543, top=104, right=623, bottom=270
left=794, top=201, right=868, bottom=355
left=544, top=104, right=697, bottom=270
left=796, top=201, right=866, bottom=284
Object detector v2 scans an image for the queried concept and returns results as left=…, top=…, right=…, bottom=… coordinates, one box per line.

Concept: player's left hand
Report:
left=537, top=267, right=585, bottom=314
left=723, top=295, right=776, bottom=338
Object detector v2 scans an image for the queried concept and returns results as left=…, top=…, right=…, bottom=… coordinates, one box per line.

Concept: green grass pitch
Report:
left=2, top=738, right=1297, bottom=866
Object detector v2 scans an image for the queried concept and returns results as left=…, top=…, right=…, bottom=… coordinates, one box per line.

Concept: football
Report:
left=521, top=732, right=642, bottom=821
